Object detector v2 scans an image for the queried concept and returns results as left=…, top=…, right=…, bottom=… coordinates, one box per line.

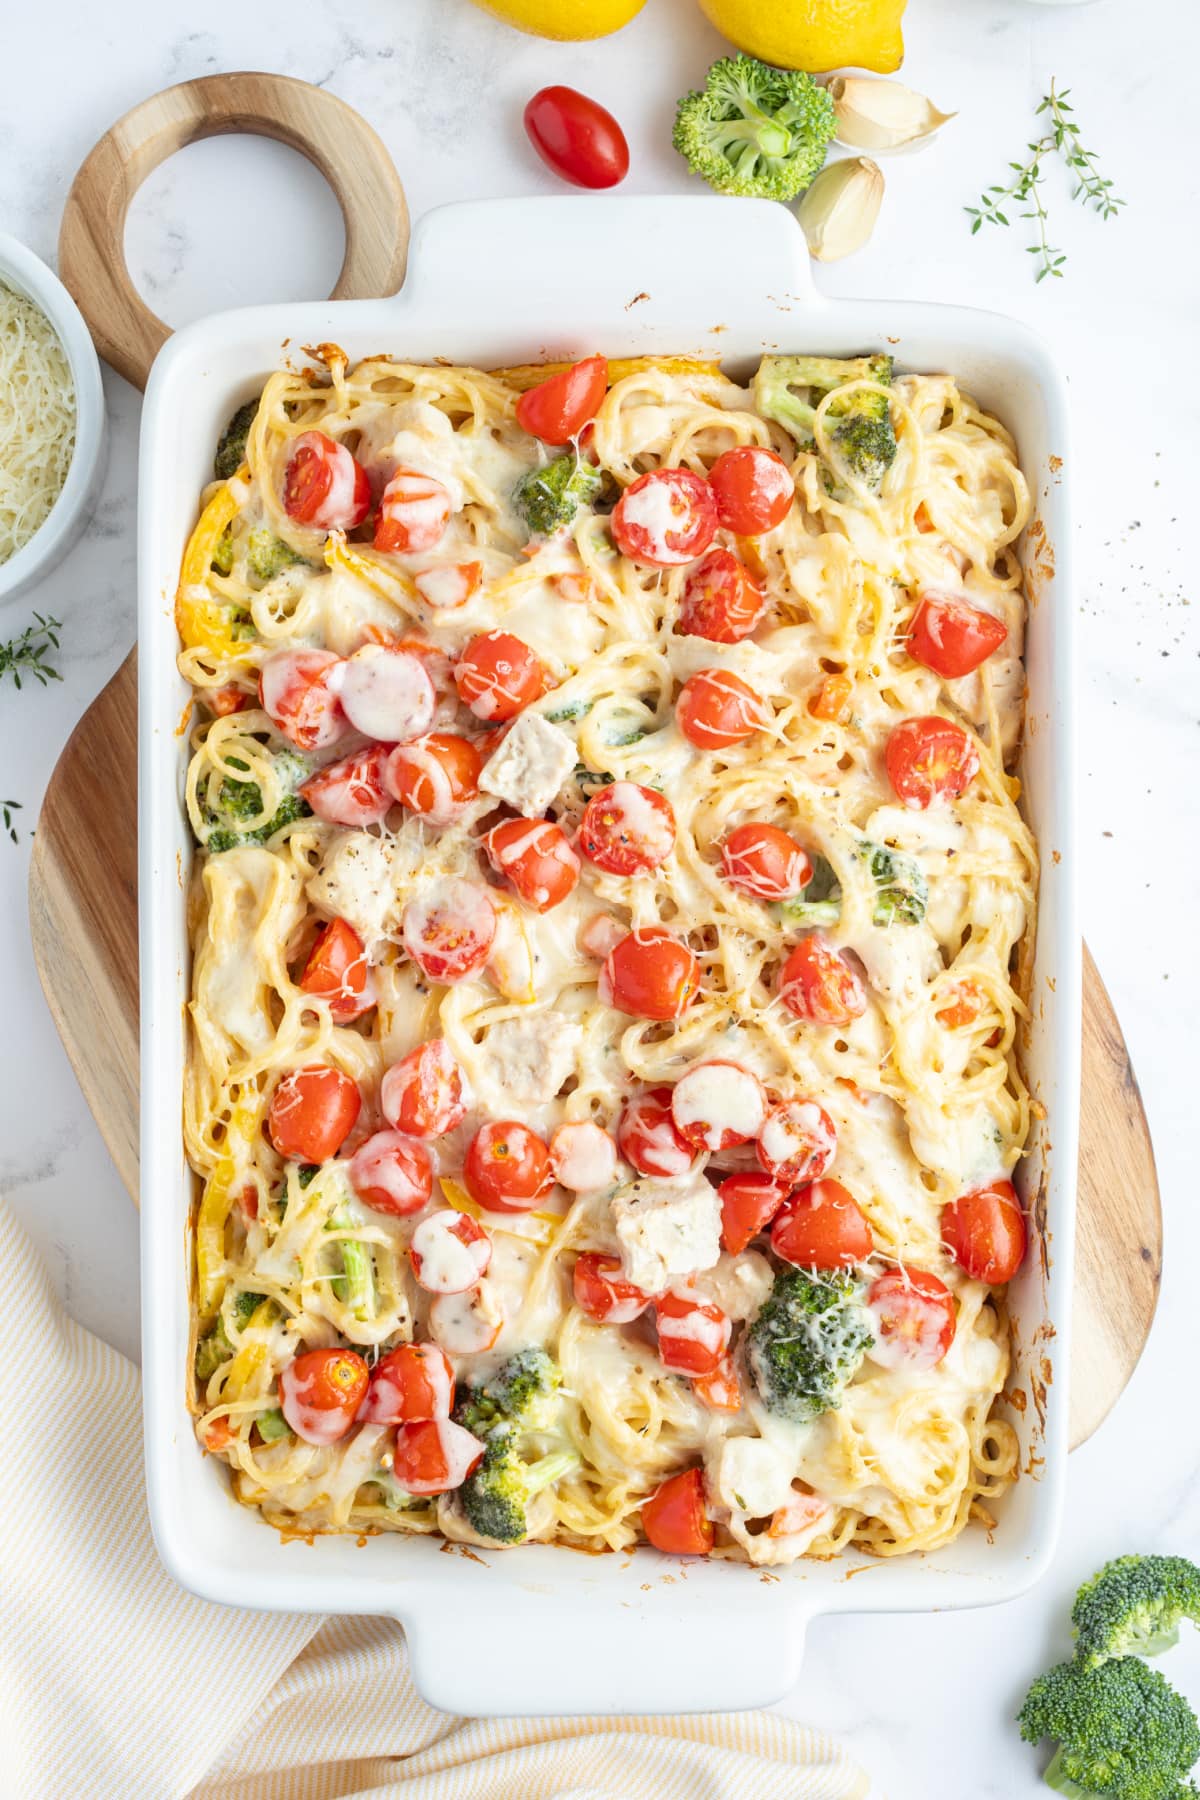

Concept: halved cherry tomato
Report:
left=678, top=547, right=767, bottom=643
left=779, top=934, right=867, bottom=1025
left=693, top=1355, right=742, bottom=1413
left=413, top=561, right=482, bottom=611
left=936, top=981, right=986, bottom=1030
left=670, top=1061, right=766, bottom=1152
left=866, top=1267, right=956, bottom=1370
left=268, top=1066, right=360, bottom=1163
left=769, top=1491, right=832, bottom=1540
left=385, top=733, right=482, bottom=823
left=718, top=1171, right=788, bottom=1255
left=757, top=1099, right=837, bottom=1186
left=599, top=929, right=699, bottom=1020
left=483, top=817, right=580, bottom=912
left=809, top=672, right=853, bottom=722
left=524, top=86, right=629, bottom=191
left=259, top=648, right=346, bottom=750
left=374, top=468, right=452, bottom=554
left=655, top=1292, right=730, bottom=1376
left=617, top=1086, right=695, bottom=1179
left=283, top=431, right=371, bottom=531
left=641, top=1467, right=713, bottom=1555
left=908, top=591, right=1008, bottom=680
left=428, top=1284, right=503, bottom=1357
left=942, top=1178, right=1027, bottom=1284
left=455, top=630, right=549, bottom=722
left=335, top=645, right=436, bottom=743
left=279, top=1347, right=369, bottom=1446
left=300, top=744, right=392, bottom=828
left=676, top=669, right=765, bottom=750
left=708, top=446, right=794, bottom=535
left=207, top=684, right=249, bottom=717
left=402, top=880, right=496, bottom=983
left=410, top=1208, right=492, bottom=1292
left=771, top=1178, right=872, bottom=1270
left=464, top=1120, right=553, bottom=1214
left=299, top=918, right=374, bottom=1023
left=349, top=1130, right=433, bottom=1217
left=549, top=1121, right=618, bottom=1192
left=359, top=1342, right=455, bottom=1424
left=886, top=716, right=980, bottom=811
left=516, top=354, right=608, bottom=444
left=391, top=1418, right=485, bottom=1495
left=578, top=781, right=675, bottom=875
left=612, top=469, right=718, bottom=568
left=381, top=1039, right=467, bottom=1139
left=573, top=1251, right=652, bottom=1324
left=721, top=823, right=813, bottom=901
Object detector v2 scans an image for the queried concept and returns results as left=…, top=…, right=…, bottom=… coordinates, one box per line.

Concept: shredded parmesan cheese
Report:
left=0, top=284, right=76, bottom=565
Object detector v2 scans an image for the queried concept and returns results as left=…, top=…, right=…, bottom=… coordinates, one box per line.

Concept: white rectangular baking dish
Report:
left=139, top=196, right=1079, bottom=1717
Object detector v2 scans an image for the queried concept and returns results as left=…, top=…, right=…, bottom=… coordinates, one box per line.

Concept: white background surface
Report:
left=2, top=0, right=1197, bottom=1792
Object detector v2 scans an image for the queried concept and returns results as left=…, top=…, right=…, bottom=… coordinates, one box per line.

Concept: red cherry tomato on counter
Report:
left=410, top=1208, right=492, bottom=1293
left=655, top=1292, right=731, bottom=1376
left=381, top=1038, right=467, bottom=1139
left=300, top=744, right=392, bottom=828
left=385, top=733, right=483, bottom=822
left=670, top=1060, right=767, bottom=1152
left=756, top=1098, right=837, bottom=1186
left=778, top=934, right=866, bottom=1026
left=721, top=823, right=812, bottom=901
left=942, top=1178, right=1027, bottom=1284
left=359, top=1342, right=455, bottom=1424
left=771, top=1178, right=873, bottom=1270
left=599, top=929, right=699, bottom=1021
left=298, top=917, right=374, bottom=1023
left=349, top=1130, right=433, bottom=1218
left=612, top=469, right=718, bottom=568
left=483, top=817, right=581, bottom=913
left=708, top=446, right=794, bottom=536
left=549, top=1121, right=618, bottom=1193
left=717, top=1171, right=789, bottom=1255
left=402, top=879, right=497, bottom=983
left=283, top=431, right=371, bottom=531
left=464, top=1120, right=553, bottom=1214
left=692, top=1356, right=742, bottom=1414
left=516, top=354, right=609, bottom=444
left=391, top=1418, right=485, bottom=1495
left=676, top=669, right=765, bottom=751
left=454, top=630, right=549, bottom=722
left=886, top=716, right=980, bottom=811
left=617, top=1086, right=696, bottom=1179
left=374, top=468, right=452, bottom=554
left=641, top=1467, right=713, bottom=1555
left=279, top=1347, right=369, bottom=1445
left=259, top=648, right=346, bottom=751
left=866, top=1267, right=956, bottom=1371
left=578, top=780, right=675, bottom=876
left=678, top=547, right=766, bottom=643
left=523, top=85, right=629, bottom=191
left=573, top=1252, right=652, bottom=1325
left=268, top=1066, right=360, bottom=1163
left=908, top=591, right=1008, bottom=680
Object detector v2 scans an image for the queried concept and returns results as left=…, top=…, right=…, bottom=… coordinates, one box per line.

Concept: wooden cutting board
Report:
left=27, top=73, right=1161, bottom=1457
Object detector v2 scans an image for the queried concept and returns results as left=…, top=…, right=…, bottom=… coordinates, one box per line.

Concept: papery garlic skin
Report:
left=796, top=157, right=885, bottom=262
left=828, top=77, right=954, bottom=153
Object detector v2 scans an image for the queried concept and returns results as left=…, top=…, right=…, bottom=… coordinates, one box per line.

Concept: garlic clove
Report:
left=827, top=77, right=955, bottom=153
left=796, top=157, right=885, bottom=263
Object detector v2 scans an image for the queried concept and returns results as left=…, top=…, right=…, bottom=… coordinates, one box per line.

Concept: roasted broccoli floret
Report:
left=513, top=453, right=603, bottom=536
left=754, top=354, right=897, bottom=492
left=1072, top=1556, right=1200, bottom=1671
left=779, top=840, right=926, bottom=930
left=246, top=528, right=306, bottom=583
left=454, top=1350, right=577, bottom=1544
left=672, top=54, right=835, bottom=202
left=203, top=749, right=312, bottom=854
left=1018, top=1656, right=1200, bottom=1799
left=195, top=1289, right=266, bottom=1381
left=214, top=398, right=259, bottom=480
left=746, top=1268, right=873, bottom=1424
left=211, top=525, right=234, bottom=577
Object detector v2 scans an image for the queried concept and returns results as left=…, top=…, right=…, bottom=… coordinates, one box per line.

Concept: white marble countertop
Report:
left=2, top=0, right=1198, bottom=1791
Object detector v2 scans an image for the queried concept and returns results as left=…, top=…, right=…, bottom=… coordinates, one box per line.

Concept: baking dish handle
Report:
left=395, top=195, right=818, bottom=330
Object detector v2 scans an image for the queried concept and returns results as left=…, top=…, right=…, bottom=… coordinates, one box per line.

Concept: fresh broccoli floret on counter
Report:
left=778, top=841, right=926, bottom=931
left=672, top=55, right=835, bottom=202
left=454, top=1350, right=578, bottom=1544
left=246, top=528, right=307, bottom=583
left=754, top=354, right=897, bottom=492
left=746, top=1268, right=872, bottom=1424
left=203, top=750, right=312, bottom=854
left=513, top=453, right=604, bottom=536
left=1072, top=1556, right=1200, bottom=1671
left=214, top=398, right=259, bottom=480
left=1018, top=1656, right=1200, bottom=1799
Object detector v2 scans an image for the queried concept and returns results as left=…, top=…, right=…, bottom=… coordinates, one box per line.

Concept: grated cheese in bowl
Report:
left=0, top=283, right=77, bottom=567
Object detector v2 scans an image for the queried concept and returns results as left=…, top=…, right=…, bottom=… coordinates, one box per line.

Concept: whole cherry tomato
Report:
left=464, top=1120, right=553, bottom=1214
left=268, top=1066, right=360, bottom=1163
left=599, top=929, right=699, bottom=1020
left=708, top=446, right=794, bottom=535
left=771, top=1178, right=873, bottom=1270
left=524, top=86, right=629, bottom=191
left=676, top=669, right=764, bottom=750
left=721, top=823, right=813, bottom=901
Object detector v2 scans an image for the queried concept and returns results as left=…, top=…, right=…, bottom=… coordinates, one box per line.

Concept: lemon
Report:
left=694, top=0, right=905, bottom=75
left=465, top=0, right=647, bottom=39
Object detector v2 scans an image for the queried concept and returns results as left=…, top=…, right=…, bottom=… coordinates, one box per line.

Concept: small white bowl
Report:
left=0, top=233, right=107, bottom=604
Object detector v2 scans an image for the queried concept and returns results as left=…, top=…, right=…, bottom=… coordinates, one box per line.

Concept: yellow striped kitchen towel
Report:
left=0, top=1200, right=871, bottom=1800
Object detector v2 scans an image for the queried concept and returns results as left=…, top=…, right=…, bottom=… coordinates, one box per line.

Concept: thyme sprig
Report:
left=0, top=612, right=63, bottom=689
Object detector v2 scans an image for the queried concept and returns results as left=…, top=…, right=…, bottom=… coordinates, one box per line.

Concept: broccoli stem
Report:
left=524, top=1451, right=579, bottom=1499
left=330, top=1211, right=374, bottom=1321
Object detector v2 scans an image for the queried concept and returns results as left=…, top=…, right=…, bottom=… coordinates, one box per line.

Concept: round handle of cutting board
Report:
left=58, top=72, right=409, bottom=393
